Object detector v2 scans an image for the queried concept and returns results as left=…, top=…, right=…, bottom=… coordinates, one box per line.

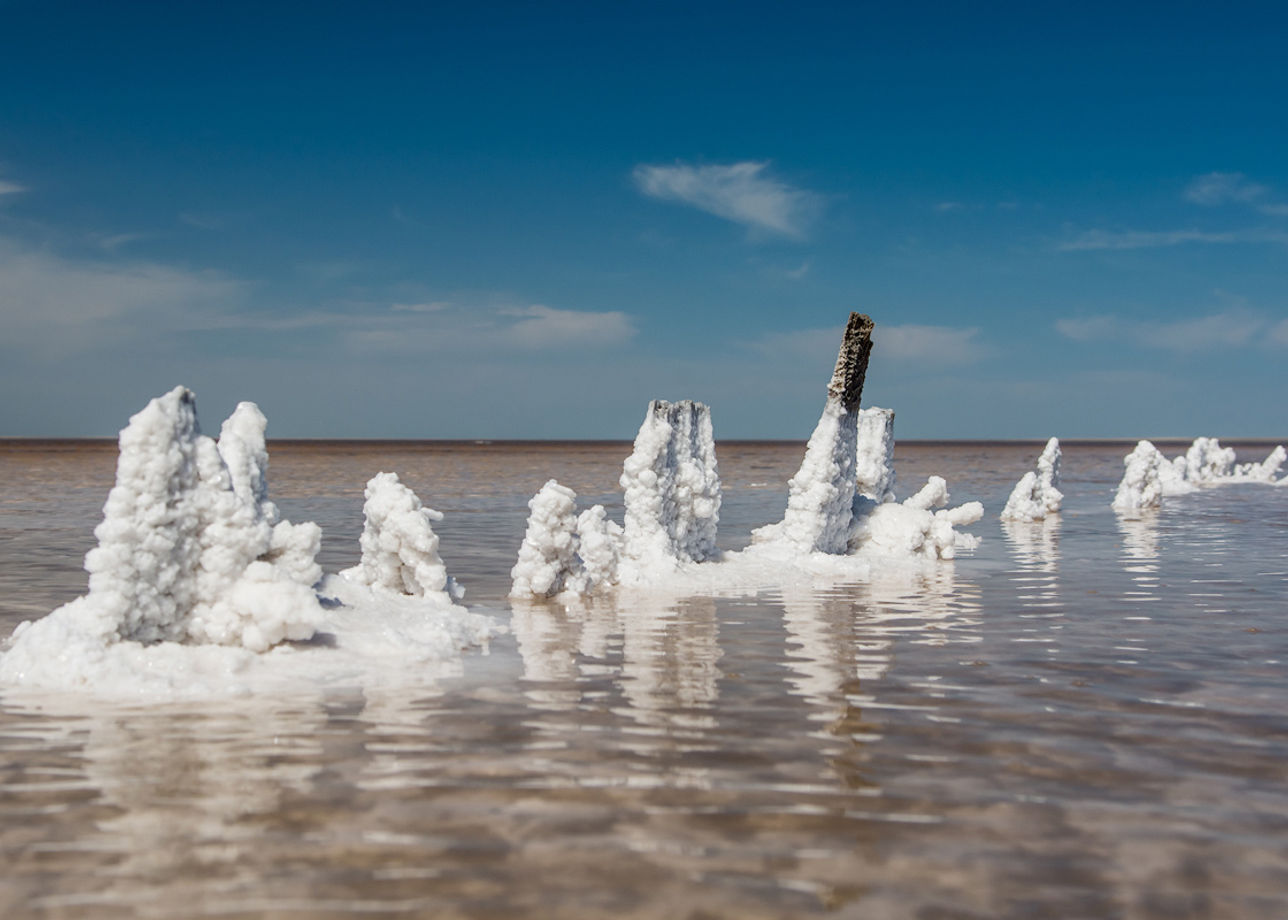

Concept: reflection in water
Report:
left=1002, top=517, right=1064, bottom=657
left=779, top=566, right=983, bottom=724
left=1118, top=513, right=1160, bottom=603
left=1002, top=517, right=1060, bottom=573
left=3, top=697, right=333, bottom=915
left=511, top=595, right=721, bottom=728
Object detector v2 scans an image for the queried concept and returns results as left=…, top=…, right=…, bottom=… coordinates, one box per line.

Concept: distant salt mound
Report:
left=1171, top=438, right=1285, bottom=488
left=0, top=388, right=497, bottom=700
left=1112, top=441, right=1167, bottom=515
left=1113, top=437, right=1286, bottom=514
left=1000, top=438, right=1063, bottom=522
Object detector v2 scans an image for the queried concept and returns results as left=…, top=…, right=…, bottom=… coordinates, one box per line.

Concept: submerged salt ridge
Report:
left=0, top=387, right=497, bottom=699
left=1113, top=437, right=1286, bottom=514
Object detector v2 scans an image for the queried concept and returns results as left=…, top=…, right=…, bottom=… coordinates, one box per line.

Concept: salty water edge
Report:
left=1, top=441, right=1286, bottom=918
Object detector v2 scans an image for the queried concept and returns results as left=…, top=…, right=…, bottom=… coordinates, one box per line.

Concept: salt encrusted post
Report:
left=754, top=311, right=877, bottom=554
left=828, top=312, right=874, bottom=412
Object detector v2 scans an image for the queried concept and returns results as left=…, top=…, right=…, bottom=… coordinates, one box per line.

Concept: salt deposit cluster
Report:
left=1112, top=438, right=1286, bottom=515
left=510, top=312, right=984, bottom=602
left=0, top=387, right=496, bottom=699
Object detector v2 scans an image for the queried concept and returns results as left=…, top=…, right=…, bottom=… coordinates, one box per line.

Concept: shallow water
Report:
left=1, top=439, right=1286, bottom=919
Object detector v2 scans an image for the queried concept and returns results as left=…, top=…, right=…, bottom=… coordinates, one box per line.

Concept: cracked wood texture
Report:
left=826, top=312, right=874, bottom=412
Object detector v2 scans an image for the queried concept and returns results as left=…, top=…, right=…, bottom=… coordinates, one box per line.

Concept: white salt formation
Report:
left=1112, top=441, right=1166, bottom=515
left=855, top=407, right=897, bottom=503
left=849, top=476, right=983, bottom=559
left=754, top=313, right=981, bottom=558
left=511, top=480, right=586, bottom=598
left=5, top=388, right=324, bottom=661
left=511, top=400, right=720, bottom=599
left=754, top=313, right=874, bottom=553
left=620, top=399, right=722, bottom=565
left=1000, top=437, right=1064, bottom=522
left=340, top=472, right=462, bottom=601
left=1173, top=438, right=1285, bottom=486
left=1112, top=437, right=1287, bottom=513
left=1, top=388, right=499, bottom=700
left=575, top=504, right=624, bottom=592
left=1242, top=445, right=1287, bottom=482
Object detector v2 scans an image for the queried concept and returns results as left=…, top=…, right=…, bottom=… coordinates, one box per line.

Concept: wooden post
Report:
left=826, top=312, right=874, bottom=412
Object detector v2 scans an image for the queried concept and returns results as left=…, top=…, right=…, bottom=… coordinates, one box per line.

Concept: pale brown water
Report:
left=1, top=440, right=1286, bottom=918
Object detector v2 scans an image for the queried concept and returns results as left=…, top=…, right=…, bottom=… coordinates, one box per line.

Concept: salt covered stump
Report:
left=763, top=311, right=875, bottom=553
left=621, top=399, right=722, bottom=566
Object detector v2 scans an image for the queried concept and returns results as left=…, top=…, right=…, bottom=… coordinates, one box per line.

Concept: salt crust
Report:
left=511, top=399, right=982, bottom=602
left=1000, top=438, right=1064, bottom=522
left=0, top=388, right=497, bottom=701
left=1113, top=438, right=1286, bottom=515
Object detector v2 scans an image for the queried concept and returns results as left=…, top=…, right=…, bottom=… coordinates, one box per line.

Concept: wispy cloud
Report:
left=1056, top=308, right=1282, bottom=352
left=0, top=180, right=24, bottom=199
left=0, top=238, right=244, bottom=355
left=1271, top=319, right=1288, bottom=346
left=1057, top=229, right=1242, bottom=251
left=876, top=324, right=989, bottom=363
left=633, top=160, right=822, bottom=238
left=1184, top=171, right=1288, bottom=215
left=390, top=301, right=450, bottom=313
left=501, top=305, right=636, bottom=349
left=934, top=201, right=964, bottom=212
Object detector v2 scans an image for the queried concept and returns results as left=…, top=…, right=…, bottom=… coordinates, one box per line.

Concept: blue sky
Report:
left=1, top=1, right=1285, bottom=438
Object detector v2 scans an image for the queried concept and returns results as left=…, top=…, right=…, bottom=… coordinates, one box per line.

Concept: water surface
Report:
left=1, top=440, right=1285, bottom=918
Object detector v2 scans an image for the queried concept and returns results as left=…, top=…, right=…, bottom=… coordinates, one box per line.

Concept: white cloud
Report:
left=0, top=180, right=23, bottom=198
left=1267, top=318, right=1288, bottom=347
left=1185, top=172, right=1269, bottom=206
left=0, top=238, right=243, bottom=355
left=1185, top=171, right=1288, bottom=217
left=633, top=160, right=822, bottom=238
left=934, top=201, right=964, bottom=212
left=500, top=304, right=636, bottom=349
left=340, top=303, right=637, bottom=355
left=1056, top=308, right=1281, bottom=352
left=875, top=324, right=989, bottom=363
left=1057, top=229, right=1240, bottom=251
left=390, top=301, right=450, bottom=313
